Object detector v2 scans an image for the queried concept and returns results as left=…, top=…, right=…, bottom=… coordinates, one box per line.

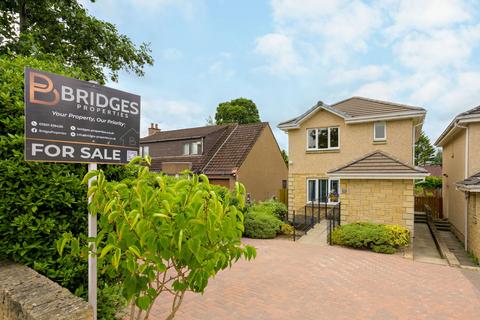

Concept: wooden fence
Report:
left=415, top=196, right=443, bottom=219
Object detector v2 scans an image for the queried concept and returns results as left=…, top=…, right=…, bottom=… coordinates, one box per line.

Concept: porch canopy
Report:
left=327, top=150, right=429, bottom=179
left=457, top=172, right=480, bottom=193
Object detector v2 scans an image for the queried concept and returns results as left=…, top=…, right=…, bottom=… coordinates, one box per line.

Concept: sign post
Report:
left=24, top=68, right=141, bottom=320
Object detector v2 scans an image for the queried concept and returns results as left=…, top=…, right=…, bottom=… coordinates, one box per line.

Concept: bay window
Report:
left=307, top=127, right=339, bottom=150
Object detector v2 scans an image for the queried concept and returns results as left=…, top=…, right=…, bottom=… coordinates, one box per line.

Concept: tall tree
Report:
left=432, top=149, right=442, bottom=165
left=215, top=98, right=261, bottom=124
left=0, top=0, right=153, bottom=83
left=281, top=149, right=288, bottom=167
left=415, top=131, right=436, bottom=166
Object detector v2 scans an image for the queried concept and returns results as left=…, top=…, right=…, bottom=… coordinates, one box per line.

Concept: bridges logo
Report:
left=28, top=71, right=60, bottom=106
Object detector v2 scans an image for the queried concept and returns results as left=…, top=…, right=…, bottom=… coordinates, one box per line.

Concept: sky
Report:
left=81, top=0, right=480, bottom=151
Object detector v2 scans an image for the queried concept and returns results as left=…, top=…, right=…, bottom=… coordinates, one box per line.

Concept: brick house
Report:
left=140, top=122, right=288, bottom=201
left=435, top=105, right=480, bottom=257
left=278, top=97, right=429, bottom=236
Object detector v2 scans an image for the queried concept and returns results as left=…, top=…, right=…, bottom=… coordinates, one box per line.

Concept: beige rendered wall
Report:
left=442, top=129, right=467, bottom=240
left=237, top=126, right=288, bottom=202
left=467, top=193, right=480, bottom=259
left=288, top=109, right=414, bottom=176
left=468, top=123, right=480, bottom=176
left=339, top=179, right=415, bottom=235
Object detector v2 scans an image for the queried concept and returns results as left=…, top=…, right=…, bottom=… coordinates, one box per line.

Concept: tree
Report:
left=281, top=149, right=288, bottom=167
left=432, top=149, right=442, bottom=165
left=415, top=131, right=435, bottom=166
left=215, top=98, right=261, bottom=124
left=60, top=158, right=256, bottom=320
left=0, top=0, right=153, bottom=83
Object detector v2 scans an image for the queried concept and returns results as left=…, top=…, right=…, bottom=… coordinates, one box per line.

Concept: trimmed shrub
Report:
left=331, top=222, right=410, bottom=254
left=244, top=211, right=283, bottom=239
left=250, top=200, right=287, bottom=220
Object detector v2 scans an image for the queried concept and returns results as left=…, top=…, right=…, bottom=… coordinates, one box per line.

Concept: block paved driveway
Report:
left=150, top=239, right=480, bottom=320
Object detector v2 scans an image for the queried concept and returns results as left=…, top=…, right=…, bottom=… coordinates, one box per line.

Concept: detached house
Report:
left=435, top=105, right=480, bottom=257
left=278, top=97, right=429, bottom=236
left=140, top=122, right=288, bottom=201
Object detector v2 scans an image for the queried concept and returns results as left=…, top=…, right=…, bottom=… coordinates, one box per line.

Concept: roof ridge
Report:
left=232, top=123, right=266, bottom=169
left=332, top=96, right=425, bottom=111
left=202, top=124, right=239, bottom=172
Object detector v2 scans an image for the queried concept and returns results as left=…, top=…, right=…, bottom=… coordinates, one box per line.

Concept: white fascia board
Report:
left=435, top=116, right=480, bottom=146
left=327, top=173, right=429, bottom=179
left=456, top=185, right=480, bottom=193
left=344, top=111, right=426, bottom=124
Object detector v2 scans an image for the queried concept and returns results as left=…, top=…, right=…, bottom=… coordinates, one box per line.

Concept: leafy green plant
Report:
left=280, top=223, right=294, bottom=235
left=331, top=222, right=410, bottom=254
left=59, top=157, right=256, bottom=320
left=243, top=211, right=283, bottom=239
left=252, top=200, right=288, bottom=220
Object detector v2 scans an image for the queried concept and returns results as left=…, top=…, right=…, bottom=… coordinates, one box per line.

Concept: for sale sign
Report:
left=24, top=68, right=140, bottom=164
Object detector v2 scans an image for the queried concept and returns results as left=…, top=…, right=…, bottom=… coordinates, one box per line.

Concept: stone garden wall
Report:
left=0, top=262, right=92, bottom=320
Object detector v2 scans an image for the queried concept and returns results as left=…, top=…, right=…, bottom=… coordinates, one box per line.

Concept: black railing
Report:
left=327, top=202, right=341, bottom=245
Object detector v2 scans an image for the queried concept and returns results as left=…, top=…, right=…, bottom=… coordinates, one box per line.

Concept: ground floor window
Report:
left=307, top=178, right=340, bottom=203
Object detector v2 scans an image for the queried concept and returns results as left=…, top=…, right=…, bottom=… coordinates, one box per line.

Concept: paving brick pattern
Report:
left=150, top=239, right=480, bottom=320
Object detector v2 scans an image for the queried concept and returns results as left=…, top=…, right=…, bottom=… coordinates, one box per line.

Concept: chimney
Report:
left=148, top=123, right=161, bottom=136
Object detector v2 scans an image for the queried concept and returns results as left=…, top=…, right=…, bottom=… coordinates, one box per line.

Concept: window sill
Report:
left=373, top=140, right=387, bottom=145
left=306, top=149, right=340, bottom=154
left=306, top=201, right=340, bottom=206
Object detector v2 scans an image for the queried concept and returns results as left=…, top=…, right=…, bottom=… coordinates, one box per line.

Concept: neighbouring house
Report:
left=422, top=165, right=442, bottom=177
left=278, top=97, right=429, bottom=236
left=435, top=105, right=480, bottom=255
left=140, top=122, right=288, bottom=202
left=456, top=173, right=480, bottom=259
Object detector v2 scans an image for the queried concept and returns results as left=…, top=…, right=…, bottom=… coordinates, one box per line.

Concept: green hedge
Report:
left=252, top=200, right=287, bottom=220
left=331, top=222, right=410, bottom=254
left=243, top=211, right=283, bottom=239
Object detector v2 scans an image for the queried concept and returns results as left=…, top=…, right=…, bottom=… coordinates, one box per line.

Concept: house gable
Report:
left=237, top=125, right=288, bottom=200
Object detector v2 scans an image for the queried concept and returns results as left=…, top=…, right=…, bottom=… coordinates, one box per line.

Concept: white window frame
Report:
left=306, top=178, right=340, bottom=204
left=182, top=143, right=190, bottom=155
left=306, top=127, right=340, bottom=151
left=141, top=146, right=149, bottom=157
left=182, top=140, right=203, bottom=155
left=373, top=121, right=387, bottom=141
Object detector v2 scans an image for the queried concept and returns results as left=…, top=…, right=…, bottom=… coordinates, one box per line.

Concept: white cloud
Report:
left=395, top=25, right=480, bottom=70
left=387, top=0, right=472, bottom=36
left=140, top=99, right=204, bottom=136
left=330, top=65, right=391, bottom=84
left=254, top=33, right=307, bottom=75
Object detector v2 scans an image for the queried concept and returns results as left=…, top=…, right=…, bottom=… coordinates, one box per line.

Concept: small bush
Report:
left=280, top=223, right=294, bottom=235
left=331, top=222, right=410, bottom=254
left=251, top=200, right=287, bottom=220
left=244, top=211, right=283, bottom=239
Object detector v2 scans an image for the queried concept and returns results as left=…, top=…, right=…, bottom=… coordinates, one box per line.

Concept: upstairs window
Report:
left=374, top=122, right=386, bottom=141
left=307, top=127, right=339, bottom=150
left=182, top=141, right=203, bottom=155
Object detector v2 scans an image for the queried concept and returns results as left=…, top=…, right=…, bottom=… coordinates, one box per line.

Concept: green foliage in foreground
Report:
left=331, top=222, right=410, bottom=254
left=59, top=158, right=256, bottom=320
